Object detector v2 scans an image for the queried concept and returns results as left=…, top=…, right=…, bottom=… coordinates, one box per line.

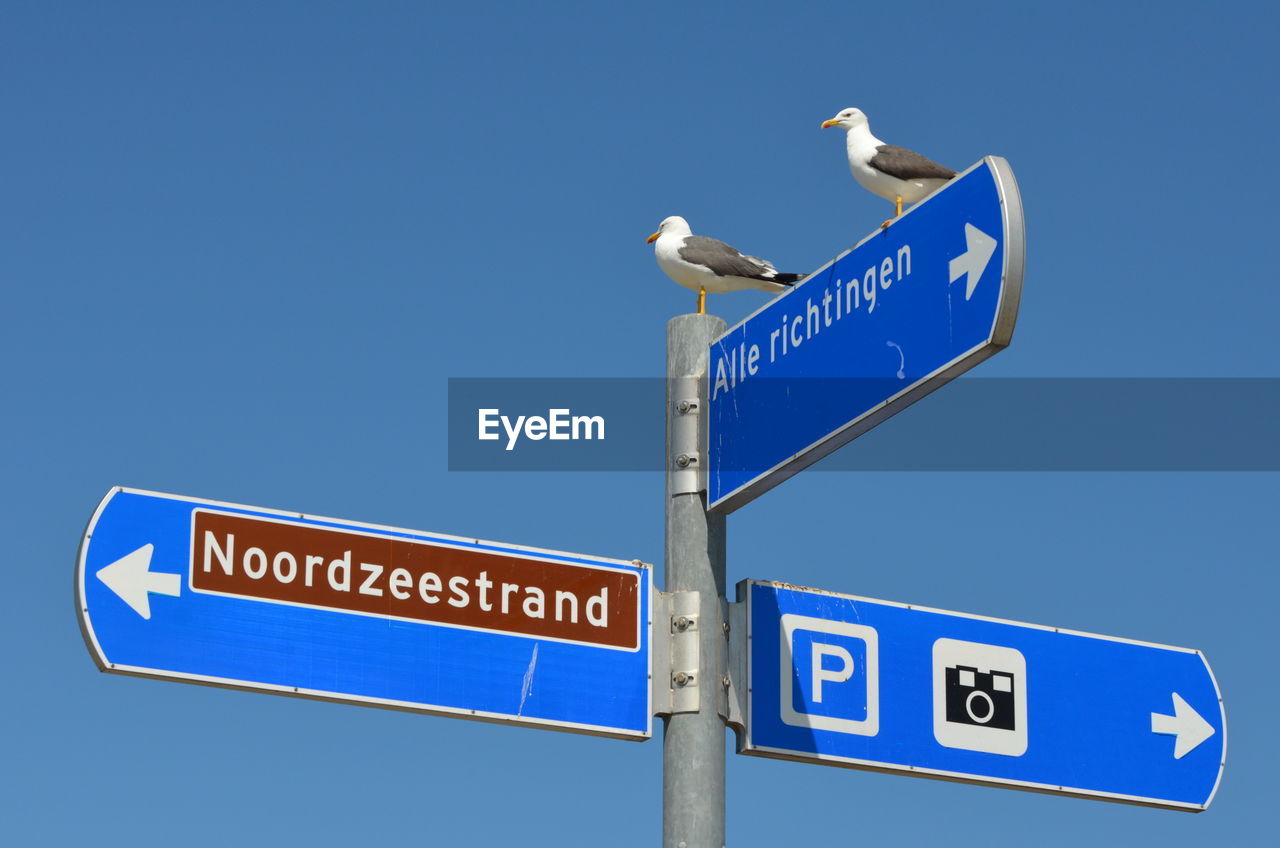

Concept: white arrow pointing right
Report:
left=95, top=544, right=181, bottom=620
left=948, top=223, right=997, bottom=301
left=1151, top=692, right=1215, bottom=759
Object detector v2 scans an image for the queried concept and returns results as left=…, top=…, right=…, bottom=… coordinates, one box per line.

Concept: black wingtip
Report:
left=774, top=273, right=806, bottom=286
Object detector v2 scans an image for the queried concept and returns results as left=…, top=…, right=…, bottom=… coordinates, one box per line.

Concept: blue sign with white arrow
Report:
left=741, top=581, right=1225, bottom=811
left=77, top=488, right=653, bottom=739
left=707, top=157, right=1025, bottom=513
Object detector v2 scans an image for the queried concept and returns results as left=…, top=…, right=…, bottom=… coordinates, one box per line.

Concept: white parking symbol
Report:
left=779, top=614, right=879, bottom=736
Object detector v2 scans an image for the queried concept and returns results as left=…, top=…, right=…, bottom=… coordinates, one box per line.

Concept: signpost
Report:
left=76, top=146, right=1233, bottom=845
left=78, top=487, right=653, bottom=739
left=740, top=580, right=1225, bottom=811
left=707, top=156, right=1025, bottom=512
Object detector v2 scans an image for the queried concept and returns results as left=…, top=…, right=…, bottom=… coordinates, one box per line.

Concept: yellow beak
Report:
left=646, top=231, right=660, bottom=243
left=821, top=119, right=840, bottom=129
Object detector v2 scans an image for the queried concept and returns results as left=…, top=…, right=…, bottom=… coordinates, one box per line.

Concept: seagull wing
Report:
left=869, top=145, right=956, bottom=181
left=678, top=235, right=779, bottom=281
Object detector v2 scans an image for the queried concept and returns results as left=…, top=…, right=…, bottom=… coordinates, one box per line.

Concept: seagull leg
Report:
left=881, top=196, right=904, bottom=229
left=697, top=287, right=706, bottom=315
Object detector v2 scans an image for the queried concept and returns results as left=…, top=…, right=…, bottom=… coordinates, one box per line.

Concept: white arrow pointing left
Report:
left=95, top=544, right=181, bottom=620
left=1151, top=692, right=1215, bottom=759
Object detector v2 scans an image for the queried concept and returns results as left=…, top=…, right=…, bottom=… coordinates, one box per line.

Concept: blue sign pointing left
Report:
left=77, top=488, right=653, bottom=739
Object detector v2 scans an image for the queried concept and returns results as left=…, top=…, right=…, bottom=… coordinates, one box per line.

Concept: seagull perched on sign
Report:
left=821, top=107, right=956, bottom=226
left=647, top=216, right=804, bottom=314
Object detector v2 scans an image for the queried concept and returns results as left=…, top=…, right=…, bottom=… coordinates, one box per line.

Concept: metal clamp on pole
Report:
left=653, top=590, right=702, bottom=716
left=670, top=376, right=703, bottom=496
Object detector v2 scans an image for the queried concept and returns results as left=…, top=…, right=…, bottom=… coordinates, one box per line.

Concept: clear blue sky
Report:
left=4, top=2, right=1277, bottom=845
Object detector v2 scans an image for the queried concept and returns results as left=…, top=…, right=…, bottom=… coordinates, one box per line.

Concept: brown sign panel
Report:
left=189, top=510, right=641, bottom=650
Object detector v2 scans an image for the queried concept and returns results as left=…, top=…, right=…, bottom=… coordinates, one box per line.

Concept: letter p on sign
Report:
left=811, top=643, right=855, bottom=703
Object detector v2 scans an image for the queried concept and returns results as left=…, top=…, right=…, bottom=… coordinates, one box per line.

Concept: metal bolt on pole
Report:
left=664, top=313, right=728, bottom=848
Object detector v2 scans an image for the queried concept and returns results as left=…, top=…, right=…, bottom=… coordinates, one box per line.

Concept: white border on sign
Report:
left=75, top=487, right=654, bottom=741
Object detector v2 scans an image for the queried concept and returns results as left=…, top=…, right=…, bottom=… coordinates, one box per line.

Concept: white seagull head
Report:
left=821, top=107, right=868, bottom=131
left=646, top=215, right=692, bottom=244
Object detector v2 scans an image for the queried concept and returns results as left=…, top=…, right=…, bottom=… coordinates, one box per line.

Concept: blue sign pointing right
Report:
left=742, top=580, right=1225, bottom=811
left=707, top=156, right=1025, bottom=513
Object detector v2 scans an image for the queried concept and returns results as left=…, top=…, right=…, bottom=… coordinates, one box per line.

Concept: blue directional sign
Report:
left=77, top=488, right=652, bottom=739
left=741, top=580, right=1225, bottom=811
left=707, top=157, right=1025, bottom=512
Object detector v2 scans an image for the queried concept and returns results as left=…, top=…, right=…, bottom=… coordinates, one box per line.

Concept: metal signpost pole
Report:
left=664, top=313, right=728, bottom=848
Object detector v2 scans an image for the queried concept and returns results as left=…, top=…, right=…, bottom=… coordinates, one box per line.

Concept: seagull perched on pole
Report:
left=647, top=216, right=804, bottom=314
left=821, top=107, right=956, bottom=226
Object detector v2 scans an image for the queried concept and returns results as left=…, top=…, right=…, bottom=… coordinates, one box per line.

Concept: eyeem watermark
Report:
left=477, top=408, right=606, bottom=451
left=450, top=378, right=1280, bottom=471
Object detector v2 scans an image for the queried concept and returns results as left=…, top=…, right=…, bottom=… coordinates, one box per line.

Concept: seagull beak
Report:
left=821, top=119, right=840, bottom=129
left=646, top=231, right=660, bottom=244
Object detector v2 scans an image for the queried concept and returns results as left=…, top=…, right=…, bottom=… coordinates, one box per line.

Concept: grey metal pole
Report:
left=664, top=312, right=728, bottom=848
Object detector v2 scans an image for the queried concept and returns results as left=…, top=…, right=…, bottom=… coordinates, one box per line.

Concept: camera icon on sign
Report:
left=779, top=614, right=879, bottom=736
left=933, top=639, right=1027, bottom=756
left=946, top=665, right=1017, bottom=729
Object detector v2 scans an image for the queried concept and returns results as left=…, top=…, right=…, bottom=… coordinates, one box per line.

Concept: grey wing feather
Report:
left=869, top=145, right=956, bottom=181
left=742, top=254, right=777, bottom=270
left=679, top=236, right=776, bottom=279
